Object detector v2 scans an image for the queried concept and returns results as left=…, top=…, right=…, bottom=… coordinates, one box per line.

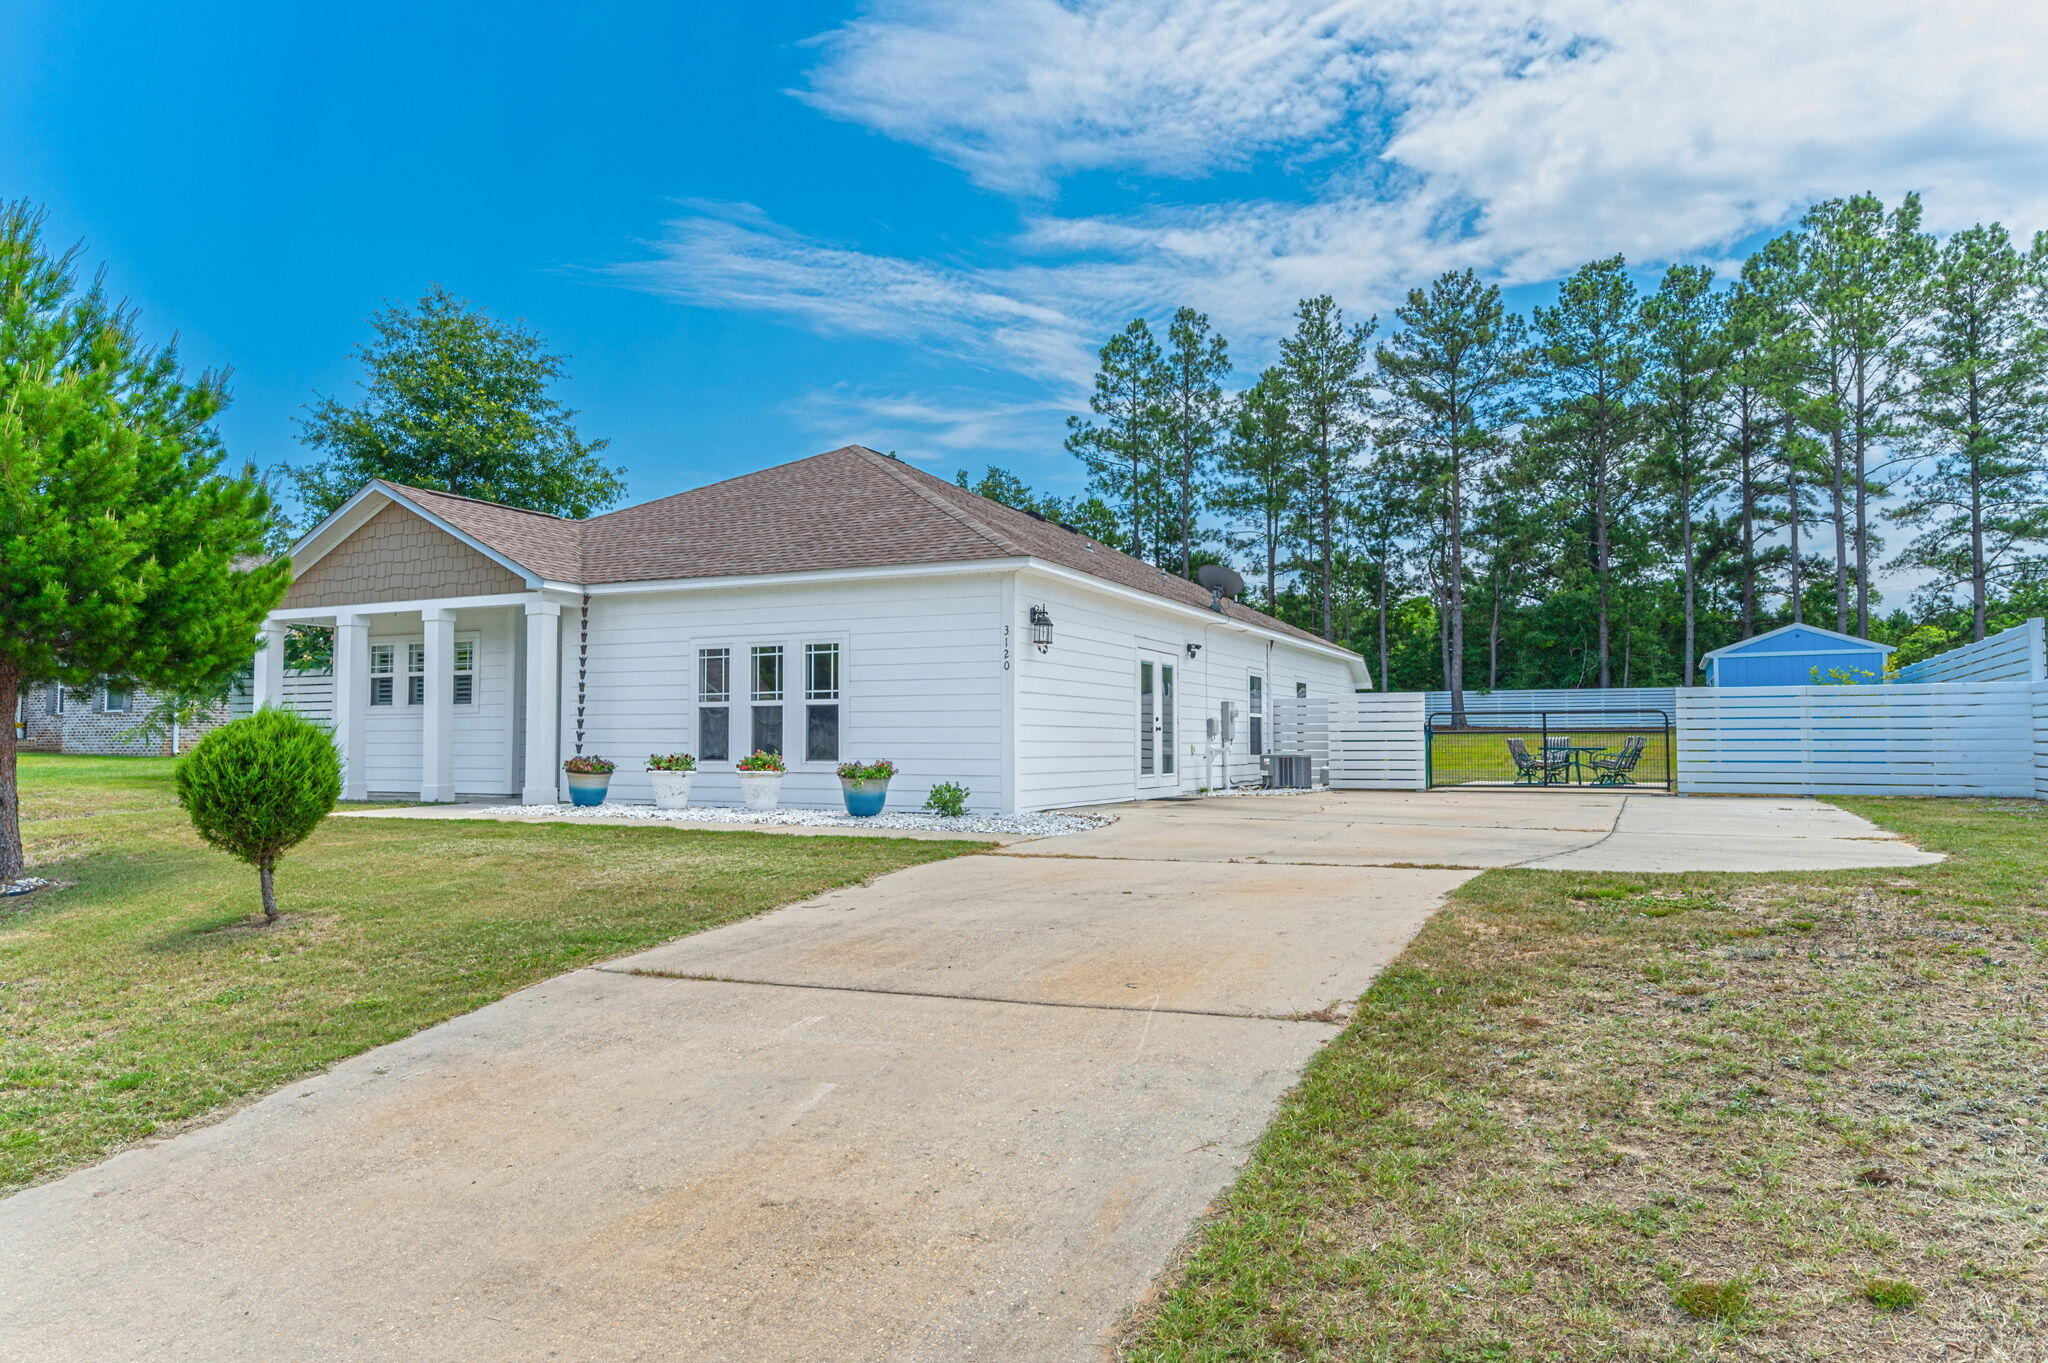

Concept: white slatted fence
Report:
left=1678, top=682, right=2037, bottom=797
left=2035, top=680, right=2048, bottom=799
left=1331, top=692, right=1427, bottom=790
left=1894, top=618, right=2046, bottom=685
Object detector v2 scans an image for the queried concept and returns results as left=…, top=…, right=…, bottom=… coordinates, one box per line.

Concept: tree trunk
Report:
left=1969, top=375, right=1987, bottom=641
left=1264, top=511, right=1278, bottom=610
left=259, top=860, right=279, bottom=924
left=1738, top=406, right=1757, bottom=637
left=1681, top=479, right=1696, bottom=684
left=1447, top=439, right=1466, bottom=720
left=1853, top=358, right=1872, bottom=636
left=1488, top=577, right=1503, bottom=690
left=1375, top=552, right=1389, bottom=691
left=0, top=668, right=23, bottom=883
left=1786, top=417, right=1804, bottom=625
left=1829, top=385, right=1850, bottom=633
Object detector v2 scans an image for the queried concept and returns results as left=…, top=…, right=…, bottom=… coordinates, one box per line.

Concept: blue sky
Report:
left=7, top=0, right=2044, bottom=517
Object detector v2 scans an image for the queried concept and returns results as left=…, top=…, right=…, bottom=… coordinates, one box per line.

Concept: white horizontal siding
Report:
left=1678, top=682, right=2038, bottom=797
left=1012, top=574, right=1358, bottom=810
left=572, top=575, right=1007, bottom=813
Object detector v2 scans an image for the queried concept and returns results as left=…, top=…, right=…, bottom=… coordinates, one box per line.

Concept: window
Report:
left=804, top=643, right=840, bottom=762
left=406, top=643, right=426, bottom=706
left=1295, top=681, right=1308, bottom=699
left=103, top=685, right=132, bottom=714
left=697, top=648, right=730, bottom=762
left=452, top=637, right=476, bottom=706
left=750, top=644, right=784, bottom=756
left=49, top=684, right=64, bottom=715
left=1248, top=675, right=1264, bottom=756
left=369, top=644, right=395, bottom=706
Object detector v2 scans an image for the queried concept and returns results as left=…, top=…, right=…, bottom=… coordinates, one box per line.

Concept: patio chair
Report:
left=1589, top=735, right=1648, bottom=786
left=1507, top=737, right=1569, bottom=785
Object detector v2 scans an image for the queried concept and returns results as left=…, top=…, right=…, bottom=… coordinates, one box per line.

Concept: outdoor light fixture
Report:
left=1028, top=605, right=1053, bottom=653
left=1185, top=642, right=1202, bottom=658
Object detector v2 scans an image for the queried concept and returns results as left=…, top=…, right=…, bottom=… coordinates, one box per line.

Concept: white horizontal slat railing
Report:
left=1894, top=618, right=2046, bottom=685
left=1330, top=692, right=1427, bottom=790
left=1678, top=682, right=2038, bottom=797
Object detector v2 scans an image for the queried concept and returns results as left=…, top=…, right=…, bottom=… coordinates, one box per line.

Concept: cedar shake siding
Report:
left=284, top=502, right=525, bottom=609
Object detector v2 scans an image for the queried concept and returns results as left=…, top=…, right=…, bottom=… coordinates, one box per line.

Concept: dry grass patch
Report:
left=1126, top=797, right=2048, bottom=1361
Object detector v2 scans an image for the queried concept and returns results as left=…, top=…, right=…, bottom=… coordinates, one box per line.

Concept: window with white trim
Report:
left=804, top=643, right=840, bottom=762
left=103, top=685, right=132, bottom=714
left=697, top=647, right=730, bottom=762
left=452, top=636, right=477, bottom=706
left=1247, top=674, right=1263, bottom=756
left=49, top=684, right=64, bottom=714
left=369, top=644, right=395, bottom=706
left=406, top=643, right=426, bottom=706
left=750, top=644, right=784, bottom=756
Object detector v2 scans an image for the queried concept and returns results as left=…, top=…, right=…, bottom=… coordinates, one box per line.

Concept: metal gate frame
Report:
left=1424, top=708, right=1675, bottom=793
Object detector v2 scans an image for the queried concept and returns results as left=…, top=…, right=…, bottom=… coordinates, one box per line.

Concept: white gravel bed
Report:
left=467, top=802, right=1113, bottom=837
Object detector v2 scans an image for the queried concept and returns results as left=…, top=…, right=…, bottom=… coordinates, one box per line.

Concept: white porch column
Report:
left=521, top=600, right=562, bottom=805
left=252, top=619, right=287, bottom=711
left=332, top=613, right=370, bottom=802
left=419, top=607, right=456, bottom=803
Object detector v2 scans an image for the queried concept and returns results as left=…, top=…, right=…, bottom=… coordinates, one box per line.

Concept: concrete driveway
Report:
left=0, top=790, right=1935, bottom=1362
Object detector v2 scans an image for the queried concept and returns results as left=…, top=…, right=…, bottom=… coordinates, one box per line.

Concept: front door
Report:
left=1136, top=655, right=1178, bottom=794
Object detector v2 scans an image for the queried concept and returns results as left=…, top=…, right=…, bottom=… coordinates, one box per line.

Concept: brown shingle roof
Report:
left=375, top=447, right=1349, bottom=655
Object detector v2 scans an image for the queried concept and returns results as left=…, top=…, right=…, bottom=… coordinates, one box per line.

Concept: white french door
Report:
left=1136, top=654, right=1179, bottom=794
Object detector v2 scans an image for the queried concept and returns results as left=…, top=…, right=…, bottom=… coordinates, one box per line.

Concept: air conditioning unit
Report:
left=1266, top=753, right=1314, bottom=789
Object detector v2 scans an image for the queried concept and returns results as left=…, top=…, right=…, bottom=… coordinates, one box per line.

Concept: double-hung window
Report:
left=452, top=637, right=477, bottom=706
left=369, top=644, right=396, bottom=706
left=697, top=648, right=731, bottom=762
left=804, top=643, right=840, bottom=762
left=750, top=645, right=784, bottom=756
left=1248, top=675, right=1264, bottom=756
left=406, top=643, right=426, bottom=706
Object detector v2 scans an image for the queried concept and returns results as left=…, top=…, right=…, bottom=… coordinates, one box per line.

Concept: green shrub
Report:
left=1672, top=1279, right=1747, bottom=1321
left=174, top=708, right=341, bottom=923
left=924, top=781, right=969, bottom=817
left=1863, top=1278, right=1922, bottom=1311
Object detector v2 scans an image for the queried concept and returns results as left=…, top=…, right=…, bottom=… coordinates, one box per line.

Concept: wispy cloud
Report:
left=620, top=1, right=2048, bottom=410
left=794, top=385, right=1076, bottom=462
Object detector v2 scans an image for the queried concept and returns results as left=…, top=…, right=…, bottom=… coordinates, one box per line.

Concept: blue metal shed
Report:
left=1701, top=623, right=1893, bottom=687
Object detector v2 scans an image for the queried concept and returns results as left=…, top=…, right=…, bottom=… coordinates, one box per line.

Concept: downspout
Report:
left=575, top=591, right=590, bottom=755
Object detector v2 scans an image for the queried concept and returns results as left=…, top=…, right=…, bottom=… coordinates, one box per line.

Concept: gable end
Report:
left=284, top=501, right=528, bottom=609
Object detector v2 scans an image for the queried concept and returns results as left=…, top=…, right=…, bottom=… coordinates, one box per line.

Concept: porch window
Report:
left=750, top=644, right=784, bottom=756
left=452, top=636, right=476, bottom=706
left=1248, top=675, right=1263, bottom=756
left=804, top=643, right=840, bottom=762
left=406, top=643, right=426, bottom=706
left=369, top=644, right=395, bottom=706
left=697, top=648, right=730, bottom=762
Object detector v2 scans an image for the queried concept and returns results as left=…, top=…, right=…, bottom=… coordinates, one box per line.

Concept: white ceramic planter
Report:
left=736, top=770, right=783, bottom=811
left=649, top=769, right=695, bottom=810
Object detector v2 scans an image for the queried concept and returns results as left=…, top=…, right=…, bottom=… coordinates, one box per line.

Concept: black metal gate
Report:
left=1425, top=708, right=1674, bottom=792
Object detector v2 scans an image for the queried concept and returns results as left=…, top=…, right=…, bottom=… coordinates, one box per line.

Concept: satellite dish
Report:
left=1196, top=563, right=1245, bottom=610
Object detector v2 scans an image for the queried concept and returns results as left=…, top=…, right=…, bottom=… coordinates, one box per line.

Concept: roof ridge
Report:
left=581, top=445, right=886, bottom=526
left=376, top=479, right=573, bottom=521
left=859, top=451, right=1023, bottom=556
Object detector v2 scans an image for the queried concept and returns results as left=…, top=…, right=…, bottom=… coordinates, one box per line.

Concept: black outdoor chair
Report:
left=1507, top=737, right=1569, bottom=785
left=1590, top=735, right=1649, bottom=786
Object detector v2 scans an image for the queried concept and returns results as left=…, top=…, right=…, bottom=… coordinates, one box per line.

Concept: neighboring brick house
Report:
left=13, top=681, right=243, bottom=756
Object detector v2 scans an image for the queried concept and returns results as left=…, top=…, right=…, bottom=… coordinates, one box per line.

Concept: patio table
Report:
left=1559, top=744, right=1609, bottom=784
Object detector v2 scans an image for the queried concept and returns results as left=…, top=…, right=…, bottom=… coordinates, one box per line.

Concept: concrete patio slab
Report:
left=0, top=970, right=1326, bottom=1363
left=613, top=854, right=1468, bottom=1017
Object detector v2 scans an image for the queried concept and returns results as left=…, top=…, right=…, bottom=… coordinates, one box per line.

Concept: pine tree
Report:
left=1215, top=367, right=1302, bottom=608
left=0, top=201, right=287, bottom=881
left=1277, top=296, right=1376, bottom=641
left=1891, top=224, right=2048, bottom=639
left=1067, top=318, right=1164, bottom=561
left=1530, top=258, right=1645, bottom=687
left=291, top=286, right=622, bottom=523
left=1153, top=308, right=1230, bottom=575
left=1642, top=264, right=1731, bottom=682
left=1377, top=269, right=1526, bottom=713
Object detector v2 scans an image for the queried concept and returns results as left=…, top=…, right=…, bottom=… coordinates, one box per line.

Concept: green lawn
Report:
left=1126, top=797, right=2048, bottom=1360
left=0, top=755, right=985, bottom=1194
left=1427, top=728, right=1673, bottom=789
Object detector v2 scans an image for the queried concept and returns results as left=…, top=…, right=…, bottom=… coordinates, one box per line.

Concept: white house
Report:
left=256, top=445, right=1369, bottom=813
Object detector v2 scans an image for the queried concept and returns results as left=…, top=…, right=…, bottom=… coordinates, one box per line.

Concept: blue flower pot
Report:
left=840, top=777, right=889, bottom=817
left=565, top=771, right=611, bottom=807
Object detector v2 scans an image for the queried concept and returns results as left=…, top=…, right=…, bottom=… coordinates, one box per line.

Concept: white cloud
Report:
left=793, top=385, right=1074, bottom=460
left=621, top=1, right=2048, bottom=403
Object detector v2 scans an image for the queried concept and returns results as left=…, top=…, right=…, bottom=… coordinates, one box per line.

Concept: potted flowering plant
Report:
left=562, top=754, right=616, bottom=807
left=734, top=749, right=786, bottom=811
left=646, top=752, right=697, bottom=809
left=836, top=759, right=896, bottom=817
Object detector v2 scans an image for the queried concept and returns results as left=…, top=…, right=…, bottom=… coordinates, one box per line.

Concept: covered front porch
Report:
left=252, top=591, right=570, bottom=804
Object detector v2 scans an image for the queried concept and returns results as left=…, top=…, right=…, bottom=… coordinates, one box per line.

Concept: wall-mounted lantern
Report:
left=1028, top=605, right=1053, bottom=653
left=1185, top=642, right=1202, bottom=659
